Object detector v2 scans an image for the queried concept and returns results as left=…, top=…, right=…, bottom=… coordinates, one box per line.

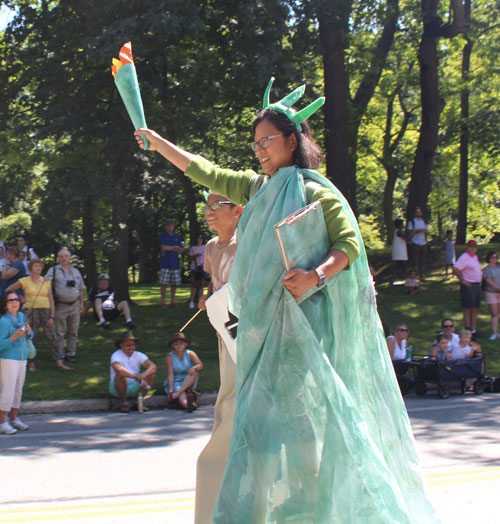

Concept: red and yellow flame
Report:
left=111, top=41, right=135, bottom=78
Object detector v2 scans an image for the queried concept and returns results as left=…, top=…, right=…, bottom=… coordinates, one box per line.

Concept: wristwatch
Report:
left=313, top=267, right=326, bottom=288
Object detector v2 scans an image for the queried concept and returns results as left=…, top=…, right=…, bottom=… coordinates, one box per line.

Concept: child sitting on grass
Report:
left=405, top=269, right=421, bottom=294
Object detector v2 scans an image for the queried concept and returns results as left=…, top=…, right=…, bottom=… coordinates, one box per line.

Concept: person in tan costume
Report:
left=195, top=193, right=242, bottom=524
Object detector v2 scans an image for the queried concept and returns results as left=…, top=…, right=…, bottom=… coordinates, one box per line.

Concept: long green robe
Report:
left=185, top=157, right=439, bottom=524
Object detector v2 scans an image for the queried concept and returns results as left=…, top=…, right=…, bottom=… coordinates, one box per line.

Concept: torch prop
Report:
left=179, top=309, right=203, bottom=333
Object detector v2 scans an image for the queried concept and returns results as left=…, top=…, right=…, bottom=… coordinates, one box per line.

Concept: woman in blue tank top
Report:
left=164, top=332, right=203, bottom=412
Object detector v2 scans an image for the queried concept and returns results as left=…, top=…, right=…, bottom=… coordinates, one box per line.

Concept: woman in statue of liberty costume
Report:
left=135, top=78, right=439, bottom=524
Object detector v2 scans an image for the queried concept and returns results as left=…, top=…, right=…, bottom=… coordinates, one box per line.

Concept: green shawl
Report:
left=209, top=166, right=438, bottom=523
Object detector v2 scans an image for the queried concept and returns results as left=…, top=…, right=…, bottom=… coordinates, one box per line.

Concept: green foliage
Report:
left=0, top=0, right=499, bottom=279
left=0, top=212, right=31, bottom=243
left=22, top=248, right=500, bottom=401
left=358, top=214, right=385, bottom=249
left=22, top=284, right=218, bottom=401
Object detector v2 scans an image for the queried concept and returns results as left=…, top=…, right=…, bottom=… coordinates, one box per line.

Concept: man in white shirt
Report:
left=436, top=318, right=460, bottom=352
left=109, top=331, right=157, bottom=413
left=407, top=206, right=428, bottom=280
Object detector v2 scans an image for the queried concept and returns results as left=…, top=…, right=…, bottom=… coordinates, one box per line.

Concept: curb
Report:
left=20, top=392, right=218, bottom=415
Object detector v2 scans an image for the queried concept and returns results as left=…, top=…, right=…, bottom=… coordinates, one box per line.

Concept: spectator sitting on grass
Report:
left=164, top=332, right=203, bottom=412
left=451, top=329, right=483, bottom=359
left=109, top=331, right=157, bottom=413
left=85, top=274, right=135, bottom=329
left=429, top=334, right=453, bottom=361
left=405, top=269, right=421, bottom=294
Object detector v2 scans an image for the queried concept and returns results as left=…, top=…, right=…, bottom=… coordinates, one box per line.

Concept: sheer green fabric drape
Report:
left=211, top=166, right=438, bottom=523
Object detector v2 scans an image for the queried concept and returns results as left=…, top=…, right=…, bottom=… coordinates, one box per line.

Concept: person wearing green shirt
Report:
left=134, top=78, right=438, bottom=524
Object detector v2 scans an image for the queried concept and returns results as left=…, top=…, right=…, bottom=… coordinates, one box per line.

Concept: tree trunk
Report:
left=381, top=91, right=413, bottom=244
left=136, top=199, right=159, bottom=284
left=109, top=168, right=130, bottom=302
left=407, top=0, right=465, bottom=219
left=406, top=33, right=441, bottom=218
left=456, top=0, right=472, bottom=244
left=317, top=1, right=353, bottom=208
left=81, top=196, right=97, bottom=288
left=382, top=165, right=399, bottom=246
left=318, top=0, right=399, bottom=215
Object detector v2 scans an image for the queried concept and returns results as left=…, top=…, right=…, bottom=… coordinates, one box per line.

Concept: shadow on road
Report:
left=0, top=406, right=214, bottom=457
left=406, top=394, right=500, bottom=468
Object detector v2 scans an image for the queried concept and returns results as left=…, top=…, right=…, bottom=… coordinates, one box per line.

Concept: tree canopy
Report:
left=0, top=0, right=498, bottom=291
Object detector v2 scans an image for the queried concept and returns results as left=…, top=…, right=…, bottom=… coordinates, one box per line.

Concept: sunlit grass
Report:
left=22, top=244, right=500, bottom=401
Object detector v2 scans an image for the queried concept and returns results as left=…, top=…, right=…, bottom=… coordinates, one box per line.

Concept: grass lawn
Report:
left=23, top=285, right=219, bottom=401
left=22, top=244, right=500, bottom=401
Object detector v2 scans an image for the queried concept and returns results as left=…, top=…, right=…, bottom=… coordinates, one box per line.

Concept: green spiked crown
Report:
left=262, top=77, right=325, bottom=131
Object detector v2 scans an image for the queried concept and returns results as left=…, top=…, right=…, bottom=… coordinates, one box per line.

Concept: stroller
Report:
left=414, top=356, right=485, bottom=399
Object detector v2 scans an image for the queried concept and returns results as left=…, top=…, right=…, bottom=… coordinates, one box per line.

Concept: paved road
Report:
left=1, top=393, right=499, bottom=523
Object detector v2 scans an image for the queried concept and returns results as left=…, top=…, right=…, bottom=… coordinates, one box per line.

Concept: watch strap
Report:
left=313, top=267, right=326, bottom=288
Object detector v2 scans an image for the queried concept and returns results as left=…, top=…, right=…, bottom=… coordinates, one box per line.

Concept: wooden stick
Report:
left=179, top=308, right=203, bottom=332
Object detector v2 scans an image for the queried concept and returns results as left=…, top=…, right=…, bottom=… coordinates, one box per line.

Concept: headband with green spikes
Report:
left=262, top=77, right=325, bottom=131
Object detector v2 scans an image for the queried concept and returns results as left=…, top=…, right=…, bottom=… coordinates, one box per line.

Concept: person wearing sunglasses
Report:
left=195, top=192, right=242, bottom=521
left=134, top=78, right=436, bottom=522
left=435, top=318, right=460, bottom=354
left=0, top=292, right=32, bottom=434
left=387, top=323, right=415, bottom=395
left=386, top=323, right=410, bottom=360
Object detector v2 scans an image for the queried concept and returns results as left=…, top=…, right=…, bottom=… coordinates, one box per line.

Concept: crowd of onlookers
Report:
left=386, top=207, right=499, bottom=396
left=1, top=212, right=499, bottom=433
left=0, top=227, right=207, bottom=434
left=391, top=207, right=500, bottom=341
left=387, top=319, right=485, bottom=395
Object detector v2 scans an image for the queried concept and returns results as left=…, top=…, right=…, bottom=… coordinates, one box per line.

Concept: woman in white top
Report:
left=386, top=323, right=414, bottom=395
left=386, top=323, right=408, bottom=360
left=390, top=219, right=408, bottom=284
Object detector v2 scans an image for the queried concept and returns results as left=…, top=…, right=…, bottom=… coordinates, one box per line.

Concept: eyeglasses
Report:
left=442, top=324, right=454, bottom=328
left=491, top=255, right=498, bottom=258
left=203, top=201, right=232, bottom=213
left=6, top=298, right=20, bottom=302
left=397, top=328, right=408, bottom=332
left=250, top=134, right=284, bottom=152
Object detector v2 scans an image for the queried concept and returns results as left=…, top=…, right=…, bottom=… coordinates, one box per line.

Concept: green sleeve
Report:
left=306, top=182, right=360, bottom=267
left=185, top=156, right=360, bottom=265
left=184, top=155, right=264, bottom=206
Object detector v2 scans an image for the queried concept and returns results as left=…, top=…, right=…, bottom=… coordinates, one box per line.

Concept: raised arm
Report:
left=135, top=129, right=194, bottom=172
left=5, top=281, right=22, bottom=293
